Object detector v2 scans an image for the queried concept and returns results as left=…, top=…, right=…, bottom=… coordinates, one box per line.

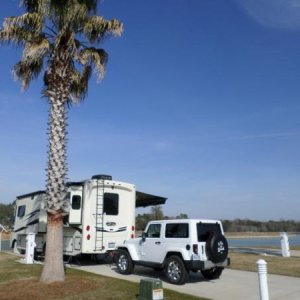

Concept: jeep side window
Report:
left=197, top=223, right=222, bottom=242
left=146, top=224, right=161, bottom=238
left=165, top=223, right=189, bottom=238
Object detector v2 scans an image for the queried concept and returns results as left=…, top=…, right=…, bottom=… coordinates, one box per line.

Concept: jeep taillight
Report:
left=193, top=244, right=198, bottom=254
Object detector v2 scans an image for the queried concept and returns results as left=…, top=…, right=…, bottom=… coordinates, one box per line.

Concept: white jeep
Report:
left=115, top=219, right=230, bottom=284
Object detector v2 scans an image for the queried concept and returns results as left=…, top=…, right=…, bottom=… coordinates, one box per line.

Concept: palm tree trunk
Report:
left=40, top=96, right=68, bottom=283
left=40, top=213, right=65, bottom=283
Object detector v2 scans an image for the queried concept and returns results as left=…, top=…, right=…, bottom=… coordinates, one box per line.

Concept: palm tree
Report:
left=0, top=0, right=122, bottom=283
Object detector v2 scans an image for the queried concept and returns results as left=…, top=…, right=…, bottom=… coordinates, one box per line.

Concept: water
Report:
left=227, top=234, right=300, bottom=248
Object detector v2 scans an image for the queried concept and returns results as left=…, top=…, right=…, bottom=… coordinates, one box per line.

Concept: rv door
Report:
left=69, top=190, right=83, bottom=224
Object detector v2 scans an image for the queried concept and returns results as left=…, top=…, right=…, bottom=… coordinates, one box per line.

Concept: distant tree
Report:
left=0, top=203, right=14, bottom=229
left=222, top=219, right=300, bottom=232
left=151, top=206, right=164, bottom=220
left=135, top=213, right=152, bottom=231
left=176, top=213, right=188, bottom=219
left=0, top=0, right=122, bottom=283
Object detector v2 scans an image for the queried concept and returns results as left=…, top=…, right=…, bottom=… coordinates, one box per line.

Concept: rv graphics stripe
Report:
left=96, top=226, right=127, bottom=233
left=13, top=226, right=27, bottom=233
left=25, top=209, right=40, bottom=221
left=27, top=219, right=39, bottom=226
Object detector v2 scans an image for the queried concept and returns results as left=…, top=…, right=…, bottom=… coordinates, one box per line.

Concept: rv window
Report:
left=103, top=193, right=119, bottom=215
left=17, top=205, right=26, bottom=218
left=72, top=195, right=81, bottom=210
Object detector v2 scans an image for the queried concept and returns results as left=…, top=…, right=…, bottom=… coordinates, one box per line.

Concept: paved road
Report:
left=71, top=262, right=300, bottom=300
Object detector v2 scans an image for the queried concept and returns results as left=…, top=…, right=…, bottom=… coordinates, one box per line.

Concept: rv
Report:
left=10, top=174, right=166, bottom=259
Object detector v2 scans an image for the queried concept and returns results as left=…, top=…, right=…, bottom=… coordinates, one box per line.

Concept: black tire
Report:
left=116, top=250, right=134, bottom=275
left=164, top=255, right=188, bottom=285
left=33, top=248, right=39, bottom=260
left=201, top=267, right=223, bottom=280
left=206, top=233, right=228, bottom=263
left=12, top=240, right=20, bottom=254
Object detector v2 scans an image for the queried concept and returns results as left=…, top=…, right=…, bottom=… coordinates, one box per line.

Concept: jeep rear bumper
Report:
left=185, top=257, right=230, bottom=271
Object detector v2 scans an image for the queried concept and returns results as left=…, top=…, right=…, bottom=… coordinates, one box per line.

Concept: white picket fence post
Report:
left=257, top=259, right=269, bottom=300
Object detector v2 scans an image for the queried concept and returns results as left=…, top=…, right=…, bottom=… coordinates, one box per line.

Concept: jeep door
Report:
left=141, top=223, right=164, bottom=263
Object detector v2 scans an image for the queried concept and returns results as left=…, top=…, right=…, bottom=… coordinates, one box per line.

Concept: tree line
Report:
left=0, top=203, right=14, bottom=229
left=136, top=206, right=300, bottom=232
left=222, top=219, right=300, bottom=232
left=2, top=202, right=299, bottom=232
left=136, top=206, right=188, bottom=231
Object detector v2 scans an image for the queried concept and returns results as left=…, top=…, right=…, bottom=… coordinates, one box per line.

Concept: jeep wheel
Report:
left=206, top=233, right=228, bottom=263
left=116, top=250, right=134, bottom=275
left=164, top=255, right=188, bottom=285
left=201, top=267, right=223, bottom=280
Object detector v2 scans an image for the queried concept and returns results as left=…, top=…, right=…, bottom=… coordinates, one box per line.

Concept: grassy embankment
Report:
left=0, top=253, right=209, bottom=300
left=226, top=231, right=300, bottom=277
left=228, top=251, right=300, bottom=277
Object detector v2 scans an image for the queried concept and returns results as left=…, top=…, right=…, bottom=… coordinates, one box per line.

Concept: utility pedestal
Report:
left=25, top=233, right=36, bottom=264
left=280, top=232, right=291, bottom=257
left=138, top=279, right=164, bottom=300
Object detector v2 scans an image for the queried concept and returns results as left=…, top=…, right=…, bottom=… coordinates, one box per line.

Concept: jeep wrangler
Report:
left=115, top=219, right=230, bottom=284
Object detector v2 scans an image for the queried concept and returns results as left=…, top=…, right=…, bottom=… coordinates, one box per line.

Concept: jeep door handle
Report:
left=155, top=241, right=161, bottom=245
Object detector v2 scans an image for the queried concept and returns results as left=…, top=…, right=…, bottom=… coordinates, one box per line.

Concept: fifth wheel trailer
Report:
left=10, top=174, right=167, bottom=258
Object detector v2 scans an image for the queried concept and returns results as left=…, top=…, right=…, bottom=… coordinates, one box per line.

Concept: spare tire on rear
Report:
left=206, top=233, right=228, bottom=263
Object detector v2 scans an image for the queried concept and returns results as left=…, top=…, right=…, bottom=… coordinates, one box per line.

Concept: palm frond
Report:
left=21, top=0, right=48, bottom=14
left=53, top=26, right=76, bottom=53
left=69, top=65, right=92, bottom=102
left=3, top=12, right=44, bottom=32
left=78, top=47, right=108, bottom=81
left=83, top=16, right=123, bottom=43
left=0, top=26, right=38, bottom=46
left=22, top=37, right=50, bottom=63
left=0, top=12, right=44, bottom=47
left=13, top=58, right=43, bottom=89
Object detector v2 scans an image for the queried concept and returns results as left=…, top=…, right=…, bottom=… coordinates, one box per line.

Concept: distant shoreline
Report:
left=225, top=232, right=299, bottom=239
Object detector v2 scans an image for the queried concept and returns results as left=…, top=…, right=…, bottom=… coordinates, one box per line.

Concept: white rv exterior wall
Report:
left=11, top=191, right=47, bottom=252
left=11, top=177, right=137, bottom=257
left=81, top=179, right=136, bottom=254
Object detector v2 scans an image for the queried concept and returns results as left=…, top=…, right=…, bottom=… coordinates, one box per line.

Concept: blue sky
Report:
left=0, top=0, right=300, bottom=220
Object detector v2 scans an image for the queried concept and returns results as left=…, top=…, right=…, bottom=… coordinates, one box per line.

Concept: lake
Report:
left=227, top=234, right=300, bottom=248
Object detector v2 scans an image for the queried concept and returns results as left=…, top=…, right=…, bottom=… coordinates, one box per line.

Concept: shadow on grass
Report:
left=0, top=252, right=210, bottom=300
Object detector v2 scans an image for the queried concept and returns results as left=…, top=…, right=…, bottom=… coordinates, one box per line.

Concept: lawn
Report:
left=228, top=251, right=300, bottom=278
left=2, top=249, right=300, bottom=300
left=0, top=253, right=209, bottom=300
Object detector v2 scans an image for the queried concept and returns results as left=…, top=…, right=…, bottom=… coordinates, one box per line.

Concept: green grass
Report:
left=0, top=253, right=210, bottom=300
left=228, top=251, right=300, bottom=278
left=291, top=246, right=300, bottom=251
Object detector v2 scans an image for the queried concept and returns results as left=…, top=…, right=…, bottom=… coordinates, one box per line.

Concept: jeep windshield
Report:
left=197, top=222, right=222, bottom=242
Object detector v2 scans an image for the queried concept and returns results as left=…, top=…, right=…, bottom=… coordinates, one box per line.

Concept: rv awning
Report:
left=136, top=191, right=167, bottom=208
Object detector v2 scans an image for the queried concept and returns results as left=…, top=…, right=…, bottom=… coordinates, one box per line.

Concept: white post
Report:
left=280, top=232, right=291, bottom=257
left=257, top=259, right=269, bottom=300
left=25, top=233, right=36, bottom=264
